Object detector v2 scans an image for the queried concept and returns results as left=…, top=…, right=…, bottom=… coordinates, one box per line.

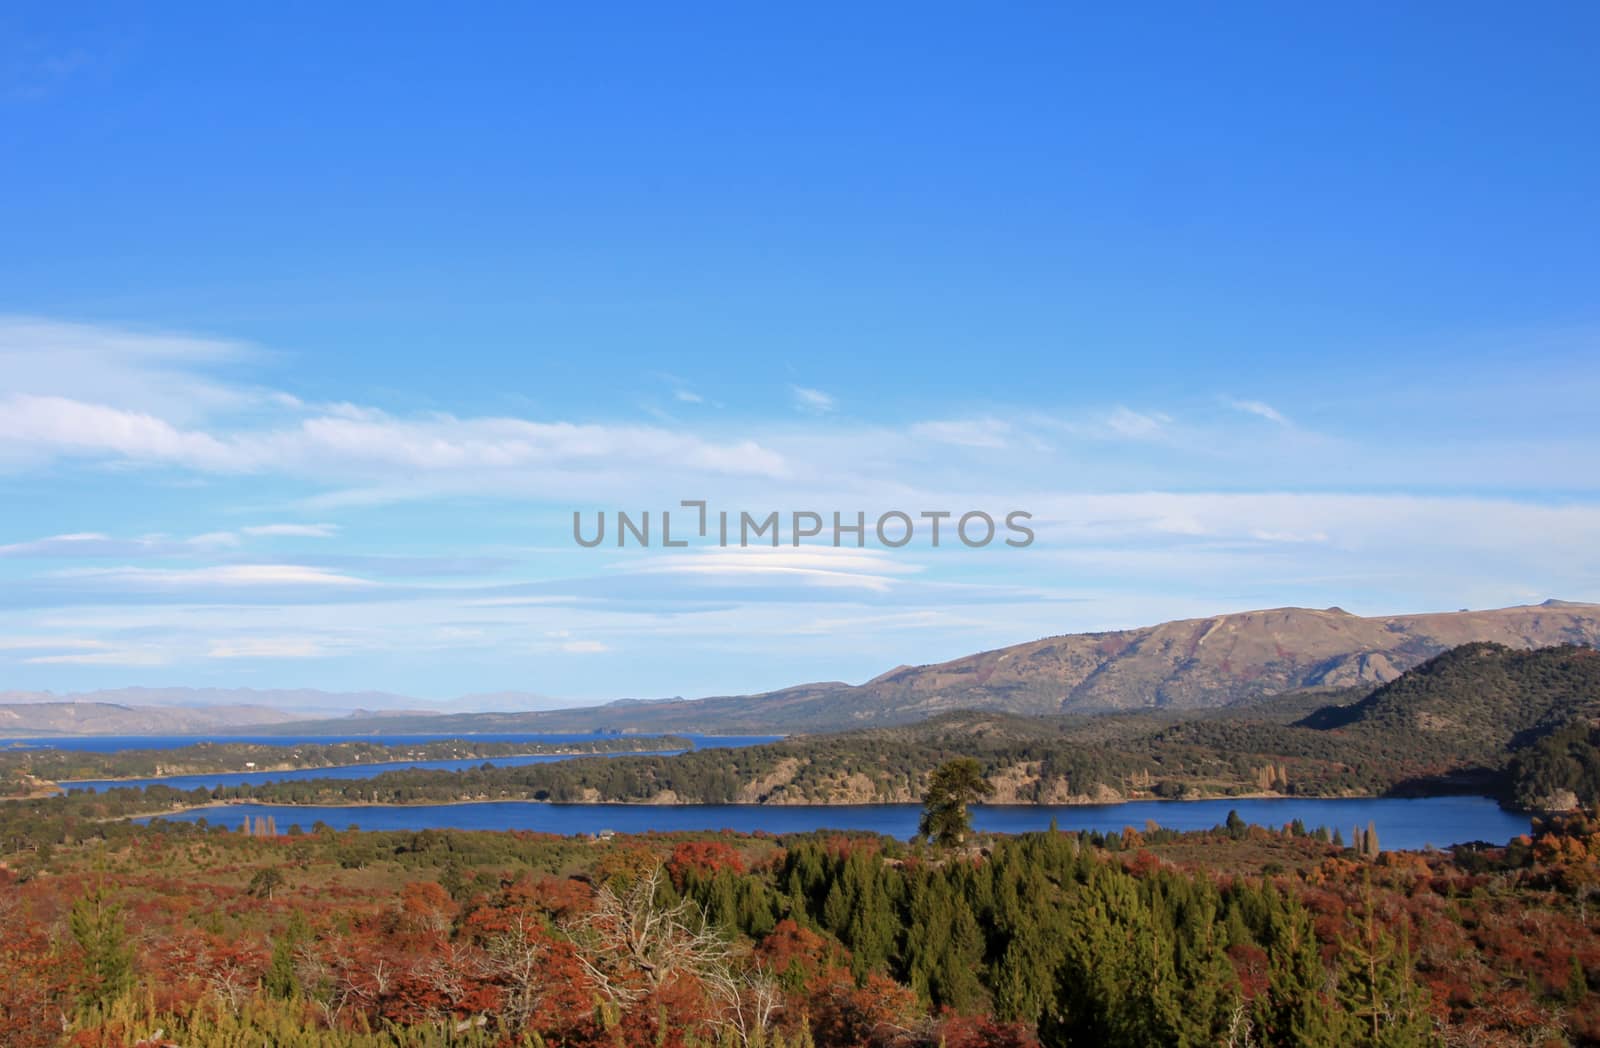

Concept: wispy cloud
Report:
left=1225, top=397, right=1290, bottom=426
left=1103, top=406, right=1173, bottom=440
left=626, top=545, right=923, bottom=594
left=24, top=649, right=168, bottom=667
left=790, top=385, right=836, bottom=415
left=0, top=531, right=236, bottom=558
left=57, top=564, right=375, bottom=589
left=0, top=635, right=108, bottom=652
left=0, top=393, right=791, bottom=482
left=242, top=523, right=339, bottom=538
left=207, top=637, right=326, bottom=659
left=0, top=315, right=257, bottom=421
left=910, top=418, right=1010, bottom=449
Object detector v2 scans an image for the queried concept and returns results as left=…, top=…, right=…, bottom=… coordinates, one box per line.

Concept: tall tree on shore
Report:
left=917, top=758, right=995, bottom=848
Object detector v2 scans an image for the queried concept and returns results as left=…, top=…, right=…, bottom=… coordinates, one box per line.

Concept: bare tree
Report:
left=480, top=914, right=557, bottom=1030
left=567, top=864, right=777, bottom=1046
left=416, top=941, right=482, bottom=1022
left=1224, top=1000, right=1257, bottom=1048
left=702, top=957, right=784, bottom=1048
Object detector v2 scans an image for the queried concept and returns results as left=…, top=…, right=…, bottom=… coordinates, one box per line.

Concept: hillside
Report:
left=1298, top=642, right=1600, bottom=750
left=1296, top=642, right=1600, bottom=809
left=201, top=646, right=1600, bottom=811
left=330, top=600, right=1599, bottom=734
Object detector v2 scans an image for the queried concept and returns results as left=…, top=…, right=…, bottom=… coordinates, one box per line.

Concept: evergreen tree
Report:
left=1253, top=892, right=1352, bottom=1047
left=1565, top=950, right=1590, bottom=1007
left=1338, top=887, right=1435, bottom=1046
left=917, top=758, right=995, bottom=848
left=69, top=889, right=135, bottom=1009
left=265, top=912, right=309, bottom=1000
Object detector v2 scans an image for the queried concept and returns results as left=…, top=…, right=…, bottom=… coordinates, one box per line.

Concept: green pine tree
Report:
left=917, top=758, right=995, bottom=848
left=1337, top=887, right=1435, bottom=1047
left=1253, top=893, right=1352, bottom=1047
left=69, top=889, right=135, bottom=1009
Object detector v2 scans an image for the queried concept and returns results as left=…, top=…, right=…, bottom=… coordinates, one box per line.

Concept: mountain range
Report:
left=473, top=599, right=1600, bottom=733
left=5, top=600, right=1597, bottom=736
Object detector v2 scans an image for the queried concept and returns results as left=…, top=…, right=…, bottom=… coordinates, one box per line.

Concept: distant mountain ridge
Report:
left=456, top=600, right=1600, bottom=733
left=6, top=601, right=1597, bottom=737
left=0, top=701, right=300, bottom=736
left=0, top=686, right=418, bottom=712
left=0, top=686, right=569, bottom=736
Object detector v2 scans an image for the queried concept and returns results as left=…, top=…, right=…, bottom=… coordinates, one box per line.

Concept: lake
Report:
left=139, top=794, right=1530, bottom=851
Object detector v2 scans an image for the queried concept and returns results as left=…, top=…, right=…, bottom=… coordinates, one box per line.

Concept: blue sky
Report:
left=1, top=4, right=1597, bottom=707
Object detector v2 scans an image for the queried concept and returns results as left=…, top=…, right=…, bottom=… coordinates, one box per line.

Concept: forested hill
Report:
left=1295, top=643, right=1600, bottom=810
left=1298, top=642, right=1600, bottom=749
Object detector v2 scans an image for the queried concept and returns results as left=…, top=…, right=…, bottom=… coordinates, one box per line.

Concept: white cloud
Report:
left=791, top=385, right=836, bottom=414
left=673, top=389, right=704, bottom=404
left=24, top=649, right=168, bottom=666
left=242, top=523, right=339, bottom=538
left=0, top=533, right=113, bottom=557
left=189, top=531, right=242, bottom=549
left=0, top=531, right=236, bottom=558
left=0, top=394, right=243, bottom=469
left=560, top=640, right=609, bottom=654
left=910, top=418, right=1010, bottom=449
left=1103, top=406, right=1173, bottom=440
left=1225, top=397, right=1290, bottom=426
left=207, top=637, right=326, bottom=659
left=0, top=636, right=107, bottom=651
left=58, top=564, right=374, bottom=589
left=626, top=545, right=923, bottom=593
left=0, top=394, right=791, bottom=484
left=0, top=315, right=256, bottom=422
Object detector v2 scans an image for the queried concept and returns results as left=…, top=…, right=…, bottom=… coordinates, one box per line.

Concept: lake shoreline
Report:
left=128, top=786, right=1489, bottom=817
left=128, top=794, right=1533, bottom=852
left=53, top=745, right=687, bottom=789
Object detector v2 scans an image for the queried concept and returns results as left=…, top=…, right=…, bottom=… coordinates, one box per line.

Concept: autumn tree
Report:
left=0, top=894, right=71, bottom=1048
left=918, top=758, right=994, bottom=848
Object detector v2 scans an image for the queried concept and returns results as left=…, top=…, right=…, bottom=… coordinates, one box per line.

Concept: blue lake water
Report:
left=139, top=795, right=1529, bottom=851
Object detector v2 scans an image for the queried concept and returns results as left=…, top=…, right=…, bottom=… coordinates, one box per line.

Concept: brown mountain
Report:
left=440, top=600, right=1600, bottom=734
left=0, top=701, right=301, bottom=737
